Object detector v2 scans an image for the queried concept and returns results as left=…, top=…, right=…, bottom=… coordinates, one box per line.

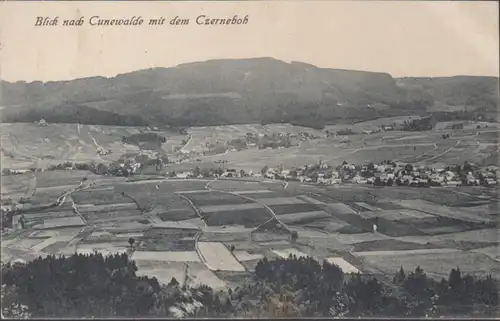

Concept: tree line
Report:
left=1, top=253, right=498, bottom=318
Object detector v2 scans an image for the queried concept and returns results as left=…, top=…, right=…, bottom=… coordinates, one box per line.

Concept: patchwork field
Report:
left=2, top=123, right=499, bottom=289
left=1, top=123, right=186, bottom=169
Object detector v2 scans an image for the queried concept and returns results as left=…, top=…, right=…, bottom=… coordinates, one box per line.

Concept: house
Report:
left=341, top=163, right=356, bottom=171
left=176, top=172, right=192, bottom=179
left=320, top=163, right=329, bottom=170
left=444, top=171, right=456, bottom=180
left=352, top=176, right=368, bottom=184
left=37, top=118, right=48, bottom=127
left=484, top=178, right=498, bottom=185
left=446, top=180, right=461, bottom=186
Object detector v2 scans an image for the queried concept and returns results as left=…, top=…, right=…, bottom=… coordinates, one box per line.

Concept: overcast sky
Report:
left=1, top=1, right=498, bottom=82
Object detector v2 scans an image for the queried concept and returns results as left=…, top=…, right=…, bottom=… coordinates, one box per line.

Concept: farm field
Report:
left=326, top=257, right=360, bottom=274
left=272, top=248, right=310, bottom=259
left=1, top=173, right=33, bottom=199
left=132, top=251, right=200, bottom=262
left=197, top=242, right=246, bottom=272
left=1, top=123, right=186, bottom=169
left=208, top=179, right=282, bottom=192
left=362, top=251, right=500, bottom=279
left=202, top=207, right=272, bottom=227
left=278, top=210, right=331, bottom=225
left=138, top=228, right=199, bottom=251
left=185, top=191, right=254, bottom=207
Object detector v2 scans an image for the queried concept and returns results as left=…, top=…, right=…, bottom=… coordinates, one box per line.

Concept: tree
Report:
left=393, top=266, right=406, bottom=285
left=168, top=277, right=180, bottom=287
left=290, top=231, right=298, bottom=242
left=96, top=163, right=108, bottom=175
left=128, top=237, right=135, bottom=248
left=193, top=166, right=201, bottom=177
left=448, top=268, right=462, bottom=291
left=367, top=162, right=375, bottom=171
left=462, top=161, right=473, bottom=174
left=240, top=169, right=246, bottom=177
left=404, top=164, right=413, bottom=172
left=261, top=166, right=269, bottom=176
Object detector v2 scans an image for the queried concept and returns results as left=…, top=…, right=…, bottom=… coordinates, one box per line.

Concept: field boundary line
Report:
left=398, top=143, right=438, bottom=163
left=205, top=178, right=292, bottom=239
left=205, top=179, right=217, bottom=190
left=70, top=196, right=87, bottom=225
left=208, top=184, right=292, bottom=234
left=178, top=194, right=207, bottom=227
left=194, top=235, right=216, bottom=271
left=420, top=140, right=461, bottom=163
left=179, top=134, right=193, bottom=153
left=25, top=173, right=37, bottom=198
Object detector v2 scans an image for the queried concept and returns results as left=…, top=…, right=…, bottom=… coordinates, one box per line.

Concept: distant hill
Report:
left=396, top=76, right=499, bottom=121
left=1, top=58, right=498, bottom=127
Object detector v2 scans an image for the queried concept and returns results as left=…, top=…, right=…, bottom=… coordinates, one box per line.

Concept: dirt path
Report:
left=205, top=179, right=291, bottom=233
left=25, top=173, right=37, bottom=198
left=419, top=140, right=461, bottom=163
left=88, top=131, right=104, bottom=161
left=398, top=143, right=438, bottom=163
left=179, top=134, right=194, bottom=153
left=70, top=196, right=87, bottom=225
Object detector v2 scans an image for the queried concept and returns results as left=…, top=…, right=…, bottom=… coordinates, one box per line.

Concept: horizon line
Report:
left=2, top=57, right=499, bottom=83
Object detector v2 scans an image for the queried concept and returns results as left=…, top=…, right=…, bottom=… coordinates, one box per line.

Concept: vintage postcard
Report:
left=1, top=0, right=499, bottom=318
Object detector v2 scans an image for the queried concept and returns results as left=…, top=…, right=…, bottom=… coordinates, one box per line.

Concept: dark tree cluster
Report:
left=1, top=254, right=498, bottom=318
left=1, top=253, right=161, bottom=317
left=254, top=255, right=499, bottom=317
left=394, top=266, right=499, bottom=317
left=122, top=133, right=167, bottom=146
left=1, top=253, right=242, bottom=318
left=401, top=116, right=435, bottom=131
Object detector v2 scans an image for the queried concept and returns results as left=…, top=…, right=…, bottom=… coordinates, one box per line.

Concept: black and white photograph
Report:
left=1, top=0, right=499, bottom=318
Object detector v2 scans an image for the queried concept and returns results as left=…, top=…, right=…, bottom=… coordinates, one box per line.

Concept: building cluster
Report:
left=258, top=160, right=499, bottom=187
left=223, top=131, right=320, bottom=152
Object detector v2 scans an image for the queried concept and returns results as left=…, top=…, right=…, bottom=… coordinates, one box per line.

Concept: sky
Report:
left=1, top=1, right=498, bottom=82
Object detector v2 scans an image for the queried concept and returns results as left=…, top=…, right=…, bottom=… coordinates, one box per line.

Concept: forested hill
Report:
left=1, top=58, right=498, bottom=127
